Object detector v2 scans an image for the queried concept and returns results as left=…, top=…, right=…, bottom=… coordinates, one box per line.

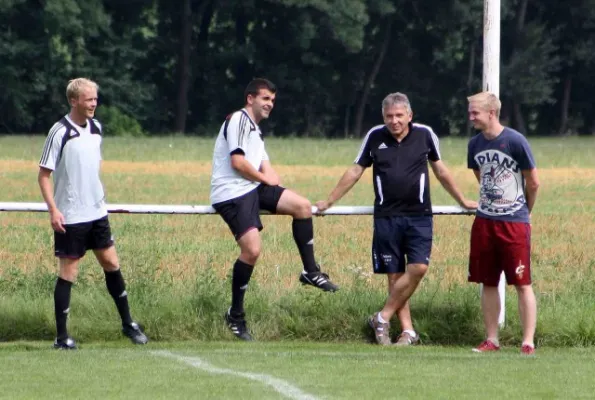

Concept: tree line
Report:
left=1, top=0, right=594, bottom=137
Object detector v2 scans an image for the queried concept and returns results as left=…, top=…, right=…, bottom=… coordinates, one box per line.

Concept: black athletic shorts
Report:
left=212, top=184, right=286, bottom=240
left=54, top=215, right=114, bottom=259
left=372, top=215, right=433, bottom=274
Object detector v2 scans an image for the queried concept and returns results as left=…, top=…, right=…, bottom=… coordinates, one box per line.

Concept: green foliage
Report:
left=1, top=0, right=595, bottom=135
left=97, top=105, right=144, bottom=137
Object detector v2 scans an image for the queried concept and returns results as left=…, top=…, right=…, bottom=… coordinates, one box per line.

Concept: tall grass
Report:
left=0, top=135, right=594, bottom=345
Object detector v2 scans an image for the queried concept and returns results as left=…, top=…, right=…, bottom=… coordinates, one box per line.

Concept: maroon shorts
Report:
left=468, top=217, right=532, bottom=286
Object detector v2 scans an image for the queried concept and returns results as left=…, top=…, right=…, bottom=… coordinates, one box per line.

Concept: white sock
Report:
left=377, top=313, right=387, bottom=324
left=522, top=342, right=534, bottom=348
left=488, top=338, right=500, bottom=346
left=403, top=329, right=417, bottom=338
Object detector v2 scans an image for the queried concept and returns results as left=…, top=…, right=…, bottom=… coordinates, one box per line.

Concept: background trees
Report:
left=1, top=0, right=594, bottom=136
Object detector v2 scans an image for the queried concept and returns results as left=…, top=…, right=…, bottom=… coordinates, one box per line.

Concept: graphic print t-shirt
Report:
left=467, top=128, right=536, bottom=222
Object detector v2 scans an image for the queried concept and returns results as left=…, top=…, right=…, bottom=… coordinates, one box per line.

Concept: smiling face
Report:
left=69, top=85, right=98, bottom=121
left=247, top=88, right=276, bottom=123
left=383, top=103, right=412, bottom=137
left=468, top=101, right=495, bottom=132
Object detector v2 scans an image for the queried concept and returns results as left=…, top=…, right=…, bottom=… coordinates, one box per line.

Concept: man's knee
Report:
left=240, top=243, right=261, bottom=265
left=387, top=273, right=404, bottom=288
left=407, top=264, right=428, bottom=279
left=59, top=258, right=80, bottom=281
left=293, top=197, right=312, bottom=218
left=95, top=247, right=120, bottom=272
left=100, top=259, right=120, bottom=272
left=515, top=284, right=534, bottom=296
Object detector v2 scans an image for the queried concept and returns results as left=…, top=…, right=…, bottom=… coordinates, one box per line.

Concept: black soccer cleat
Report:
left=122, top=322, right=149, bottom=345
left=53, top=336, right=77, bottom=350
left=224, top=309, right=253, bottom=341
left=299, top=270, right=339, bottom=292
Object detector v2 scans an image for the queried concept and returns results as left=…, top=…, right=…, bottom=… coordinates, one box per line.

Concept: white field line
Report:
left=152, top=350, right=319, bottom=400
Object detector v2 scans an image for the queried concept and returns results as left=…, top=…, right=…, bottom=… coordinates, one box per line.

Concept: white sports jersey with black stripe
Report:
left=210, top=109, right=269, bottom=204
left=39, top=115, right=107, bottom=224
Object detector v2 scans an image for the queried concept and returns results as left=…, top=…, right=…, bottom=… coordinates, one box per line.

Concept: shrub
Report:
left=97, top=106, right=144, bottom=137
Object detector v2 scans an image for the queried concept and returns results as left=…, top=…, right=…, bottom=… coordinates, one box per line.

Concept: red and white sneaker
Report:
left=472, top=340, right=500, bottom=353
left=521, top=344, right=535, bottom=356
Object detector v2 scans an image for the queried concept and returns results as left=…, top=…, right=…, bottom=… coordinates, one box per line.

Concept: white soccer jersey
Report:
left=210, top=109, right=269, bottom=204
left=39, top=115, right=107, bottom=224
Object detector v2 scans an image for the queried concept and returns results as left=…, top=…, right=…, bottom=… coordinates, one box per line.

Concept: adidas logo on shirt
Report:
left=378, top=142, right=388, bottom=149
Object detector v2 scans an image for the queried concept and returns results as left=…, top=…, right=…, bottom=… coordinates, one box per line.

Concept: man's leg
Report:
left=516, top=284, right=536, bottom=349
left=370, top=267, right=425, bottom=346
left=275, top=189, right=317, bottom=272
left=54, top=257, right=79, bottom=348
left=223, top=228, right=260, bottom=341
left=481, top=285, right=501, bottom=345
left=95, top=245, right=148, bottom=344
left=387, top=274, right=419, bottom=345
left=94, top=246, right=131, bottom=325
left=468, top=217, right=501, bottom=352
left=275, top=189, right=338, bottom=292
left=232, top=228, right=260, bottom=316
left=387, top=274, right=414, bottom=330
left=379, top=263, right=427, bottom=322
left=53, top=224, right=85, bottom=349
left=504, top=222, right=535, bottom=353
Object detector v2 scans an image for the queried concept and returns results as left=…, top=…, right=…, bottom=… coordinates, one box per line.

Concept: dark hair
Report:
left=244, top=78, right=276, bottom=103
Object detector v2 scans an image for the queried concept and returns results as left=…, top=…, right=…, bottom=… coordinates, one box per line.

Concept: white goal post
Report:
left=483, top=0, right=507, bottom=326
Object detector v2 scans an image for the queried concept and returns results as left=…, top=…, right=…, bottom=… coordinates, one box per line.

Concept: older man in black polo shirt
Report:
left=316, top=92, right=477, bottom=345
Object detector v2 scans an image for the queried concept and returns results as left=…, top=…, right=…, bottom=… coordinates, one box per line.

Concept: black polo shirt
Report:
left=354, top=123, right=441, bottom=217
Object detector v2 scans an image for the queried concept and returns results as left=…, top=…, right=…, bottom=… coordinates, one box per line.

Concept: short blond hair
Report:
left=66, top=78, right=98, bottom=102
left=467, top=91, right=501, bottom=117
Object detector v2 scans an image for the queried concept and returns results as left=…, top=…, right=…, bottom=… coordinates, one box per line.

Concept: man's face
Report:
left=248, top=89, right=276, bottom=121
left=468, top=102, right=493, bottom=131
left=70, top=86, right=98, bottom=119
left=383, top=104, right=412, bottom=136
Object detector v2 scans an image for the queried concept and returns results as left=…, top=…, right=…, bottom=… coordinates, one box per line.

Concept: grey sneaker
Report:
left=368, top=312, right=391, bottom=346
left=122, top=322, right=149, bottom=345
left=394, top=331, right=420, bottom=346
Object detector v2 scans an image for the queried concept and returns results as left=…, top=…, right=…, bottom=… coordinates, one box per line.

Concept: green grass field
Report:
left=1, top=342, right=595, bottom=399
left=1, top=135, right=595, bottom=399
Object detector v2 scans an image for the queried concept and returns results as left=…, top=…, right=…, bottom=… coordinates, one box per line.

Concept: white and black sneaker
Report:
left=299, top=270, right=339, bottom=292
left=53, top=336, right=77, bottom=350
left=224, top=309, right=253, bottom=341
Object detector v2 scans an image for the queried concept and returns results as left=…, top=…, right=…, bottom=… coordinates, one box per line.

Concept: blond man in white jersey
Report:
left=211, top=78, right=338, bottom=341
left=38, top=78, right=147, bottom=349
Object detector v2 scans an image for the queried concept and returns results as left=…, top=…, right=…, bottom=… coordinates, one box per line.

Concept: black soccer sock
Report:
left=54, top=277, right=73, bottom=340
left=292, top=218, right=318, bottom=273
left=104, top=269, right=133, bottom=326
left=231, top=259, right=254, bottom=316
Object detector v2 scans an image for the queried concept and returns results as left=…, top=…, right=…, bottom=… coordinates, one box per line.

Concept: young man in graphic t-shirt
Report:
left=466, top=92, right=540, bottom=355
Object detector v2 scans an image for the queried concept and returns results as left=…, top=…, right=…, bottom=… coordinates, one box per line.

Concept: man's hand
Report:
left=460, top=199, right=478, bottom=210
left=50, top=209, right=66, bottom=233
left=314, top=200, right=332, bottom=214
left=258, top=160, right=280, bottom=186
left=262, top=171, right=280, bottom=186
